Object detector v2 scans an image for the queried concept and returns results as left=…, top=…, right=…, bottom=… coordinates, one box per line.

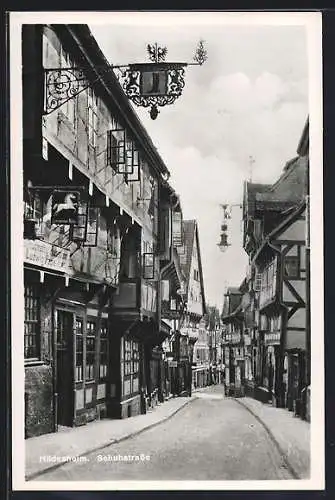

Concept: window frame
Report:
left=283, top=255, right=300, bottom=279
left=99, top=318, right=109, bottom=381
left=24, top=284, right=41, bottom=361
left=85, top=319, right=97, bottom=382
left=122, top=338, right=140, bottom=396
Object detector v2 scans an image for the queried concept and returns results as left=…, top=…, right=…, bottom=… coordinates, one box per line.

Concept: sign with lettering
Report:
left=24, top=239, right=71, bottom=273
left=51, top=190, right=80, bottom=225
left=264, top=331, right=281, bottom=346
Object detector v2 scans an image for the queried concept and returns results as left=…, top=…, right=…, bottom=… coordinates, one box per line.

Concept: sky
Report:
left=89, top=13, right=309, bottom=309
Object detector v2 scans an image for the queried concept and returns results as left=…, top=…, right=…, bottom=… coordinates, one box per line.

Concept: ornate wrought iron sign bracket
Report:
left=44, top=67, right=91, bottom=115
left=43, top=40, right=207, bottom=118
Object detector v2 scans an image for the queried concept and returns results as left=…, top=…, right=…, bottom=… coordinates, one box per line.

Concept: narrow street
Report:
left=36, top=387, right=293, bottom=481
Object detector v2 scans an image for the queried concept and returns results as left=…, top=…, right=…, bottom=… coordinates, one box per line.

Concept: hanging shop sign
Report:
left=24, top=239, right=71, bottom=273
left=51, top=189, right=80, bottom=225
left=122, top=41, right=207, bottom=119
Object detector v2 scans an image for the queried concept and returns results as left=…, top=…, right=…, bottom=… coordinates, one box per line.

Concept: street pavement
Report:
left=32, top=386, right=304, bottom=481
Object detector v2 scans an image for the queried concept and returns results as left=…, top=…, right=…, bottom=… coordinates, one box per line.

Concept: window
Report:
left=84, top=207, right=99, bottom=247
left=123, top=338, right=140, bottom=395
left=107, top=129, right=125, bottom=170
left=99, top=319, right=108, bottom=380
left=254, top=273, right=262, bottom=292
left=86, top=320, right=96, bottom=381
left=172, top=212, right=183, bottom=247
left=143, top=253, right=155, bottom=279
left=284, top=256, right=299, bottom=278
left=75, top=317, right=84, bottom=382
left=88, top=88, right=98, bottom=148
left=24, top=285, right=40, bottom=360
left=193, top=269, right=200, bottom=281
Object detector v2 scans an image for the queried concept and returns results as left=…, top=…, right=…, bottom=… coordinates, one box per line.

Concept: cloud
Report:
left=89, top=22, right=308, bottom=306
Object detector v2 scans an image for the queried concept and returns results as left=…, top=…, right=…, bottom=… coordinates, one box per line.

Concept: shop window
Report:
left=24, top=284, right=40, bottom=360
left=75, top=317, right=84, bottom=382
left=284, top=256, right=299, bottom=278
left=99, top=319, right=108, bottom=380
left=86, top=320, right=96, bottom=381
left=123, top=338, right=139, bottom=395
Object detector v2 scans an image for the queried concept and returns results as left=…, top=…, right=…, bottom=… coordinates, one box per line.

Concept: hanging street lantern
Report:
left=217, top=232, right=230, bottom=252
left=217, top=203, right=243, bottom=252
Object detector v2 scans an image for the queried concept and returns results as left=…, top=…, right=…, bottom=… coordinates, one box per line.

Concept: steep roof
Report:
left=221, top=287, right=243, bottom=320
left=181, top=219, right=207, bottom=315
left=253, top=199, right=307, bottom=263
left=245, top=153, right=308, bottom=217
left=180, top=220, right=196, bottom=288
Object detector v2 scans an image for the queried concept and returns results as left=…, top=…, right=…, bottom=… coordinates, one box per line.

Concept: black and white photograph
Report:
left=10, top=10, right=323, bottom=491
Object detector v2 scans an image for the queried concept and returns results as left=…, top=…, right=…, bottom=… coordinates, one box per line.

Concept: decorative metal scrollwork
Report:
left=123, top=62, right=186, bottom=120
left=44, top=68, right=89, bottom=115
left=193, top=39, right=208, bottom=66
left=42, top=39, right=207, bottom=119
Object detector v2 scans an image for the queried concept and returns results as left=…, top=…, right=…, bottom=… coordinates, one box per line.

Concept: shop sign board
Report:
left=264, top=331, right=281, bottom=346
left=24, top=239, right=71, bottom=273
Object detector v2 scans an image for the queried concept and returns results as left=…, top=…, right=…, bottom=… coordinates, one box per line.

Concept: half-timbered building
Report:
left=176, top=220, right=207, bottom=391
left=22, top=24, right=177, bottom=437
left=241, top=117, right=309, bottom=416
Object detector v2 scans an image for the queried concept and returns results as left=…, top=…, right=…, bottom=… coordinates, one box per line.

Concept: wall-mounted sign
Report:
left=51, top=190, right=80, bottom=225
left=264, top=331, right=281, bottom=346
left=169, top=360, right=178, bottom=368
left=24, top=239, right=71, bottom=273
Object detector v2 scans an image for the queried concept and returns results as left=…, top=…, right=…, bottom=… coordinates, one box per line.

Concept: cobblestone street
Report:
left=34, top=387, right=309, bottom=481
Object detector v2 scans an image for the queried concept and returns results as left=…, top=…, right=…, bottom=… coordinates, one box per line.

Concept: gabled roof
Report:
left=253, top=199, right=307, bottom=263
left=244, top=153, right=308, bottom=219
left=297, top=117, right=309, bottom=157
left=180, top=219, right=207, bottom=315
left=180, top=220, right=196, bottom=287
left=221, top=287, right=243, bottom=322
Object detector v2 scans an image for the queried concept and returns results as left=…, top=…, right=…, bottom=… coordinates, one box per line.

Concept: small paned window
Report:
left=86, top=320, right=96, bottom=381
left=143, top=253, right=155, bottom=279
left=99, top=319, right=108, bottom=380
left=75, top=317, right=84, bottom=382
left=284, top=256, right=299, bottom=278
left=24, top=285, right=40, bottom=360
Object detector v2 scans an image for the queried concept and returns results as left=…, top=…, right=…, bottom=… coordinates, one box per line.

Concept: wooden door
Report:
left=56, top=309, right=74, bottom=426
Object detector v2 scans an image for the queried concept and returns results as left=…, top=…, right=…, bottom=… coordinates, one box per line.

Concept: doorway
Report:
left=56, top=309, right=74, bottom=427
